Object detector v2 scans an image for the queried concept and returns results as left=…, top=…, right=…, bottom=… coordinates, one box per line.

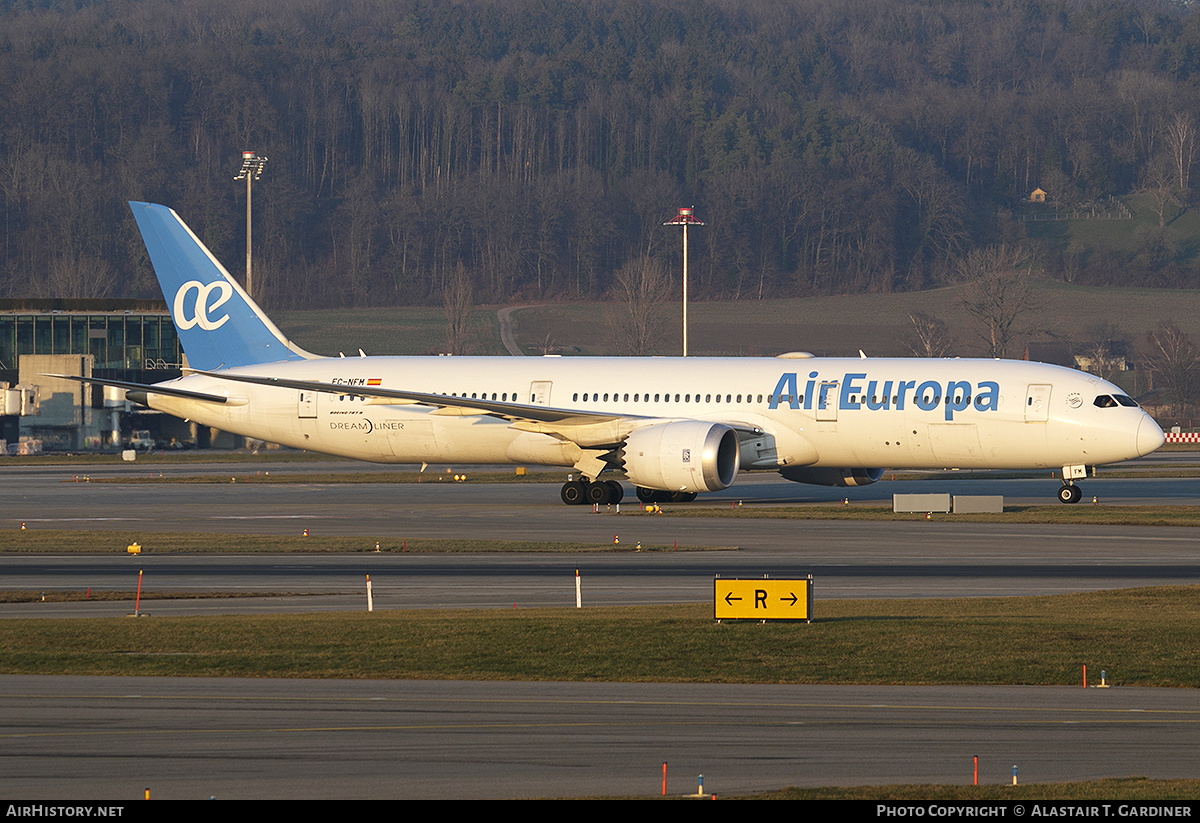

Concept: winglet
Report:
left=129, top=202, right=315, bottom=370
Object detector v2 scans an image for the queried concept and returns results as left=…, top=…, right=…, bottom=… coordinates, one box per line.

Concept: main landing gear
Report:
left=560, top=479, right=625, bottom=505
left=1057, top=483, right=1083, bottom=504
left=558, top=479, right=700, bottom=506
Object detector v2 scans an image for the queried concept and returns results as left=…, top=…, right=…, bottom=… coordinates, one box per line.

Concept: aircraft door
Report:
left=1025, top=384, right=1051, bottom=422
left=816, top=381, right=838, bottom=422
left=530, top=381, right=552, bottom=406
left=298, top=390, right=317, bottom=419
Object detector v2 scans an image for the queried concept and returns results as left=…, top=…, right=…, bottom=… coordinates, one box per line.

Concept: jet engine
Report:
left=778, top=466, right=884, bottom=487
left=622, top=421, right=740, bottom=493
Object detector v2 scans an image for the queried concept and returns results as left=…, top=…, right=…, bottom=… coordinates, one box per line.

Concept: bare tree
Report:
left=904, top=312, right=955, bottom=358
left=1076, top=321, right=1130, bottom=381
left=951, top=244, right=1043, bottom=359
left=34, top=254, right=115, bottom=299
left=1060, top=242, right=1085, bottom=285
left=607, top=255, right=670, bottom=356
left=443, top=262, right=475, bottom=356
left=1144, top=322, right=1199, bottom=417
left=1165, top=112, right=1197, bottom=196
left=1142, top=155, right=1183, bottom=228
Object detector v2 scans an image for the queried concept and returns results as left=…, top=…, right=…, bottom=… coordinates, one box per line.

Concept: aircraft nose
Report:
left=1136, top=415, right=1166, bottom=456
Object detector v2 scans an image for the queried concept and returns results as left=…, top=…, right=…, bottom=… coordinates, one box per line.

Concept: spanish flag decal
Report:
left=367, top=378, right=382, bottom=386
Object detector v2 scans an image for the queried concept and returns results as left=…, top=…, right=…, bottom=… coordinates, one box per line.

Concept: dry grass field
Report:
left=272, top=282, right=1200, bottom=361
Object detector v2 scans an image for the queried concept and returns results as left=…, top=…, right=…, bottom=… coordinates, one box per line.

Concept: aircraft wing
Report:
left=195, top=369, right=766, bottom=462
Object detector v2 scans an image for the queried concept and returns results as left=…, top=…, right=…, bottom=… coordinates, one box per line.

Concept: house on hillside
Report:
left=1074, top=340, right=1133, bottom=376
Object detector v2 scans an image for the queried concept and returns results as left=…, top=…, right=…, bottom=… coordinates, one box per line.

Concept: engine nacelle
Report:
left=622, top=421, right=740, bottom=493
left=779, top=466, right=884, bottom=487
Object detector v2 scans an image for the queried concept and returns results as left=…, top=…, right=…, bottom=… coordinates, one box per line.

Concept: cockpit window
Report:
left=1093, top=395, right=1117, bottom=408
left=1114, top=395, right=1139, bottom=407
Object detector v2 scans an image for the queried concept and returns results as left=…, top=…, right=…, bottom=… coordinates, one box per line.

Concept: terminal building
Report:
left=0, top=299, right=186, bottom=452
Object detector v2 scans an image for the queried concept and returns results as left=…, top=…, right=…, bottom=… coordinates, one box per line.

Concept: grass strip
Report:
left=0, top=587, right=1196, bottom=684
left=738, top=778, right=1200, bottom=800
left=2, top=451, right=346, bottom=466
left=0, top=590, right=320, bottom=603
left=670, top=504, right=1200, bottom=527
left=90, top=470, right=563, bottom=484
left=0, top=530, right=721, bottom=554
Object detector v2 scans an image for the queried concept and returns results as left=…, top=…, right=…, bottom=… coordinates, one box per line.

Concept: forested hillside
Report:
left=3, top=0, right=1200, bottom=308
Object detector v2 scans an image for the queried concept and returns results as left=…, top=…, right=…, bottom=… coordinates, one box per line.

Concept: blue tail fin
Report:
left=129, top=201, right=314, bottom=370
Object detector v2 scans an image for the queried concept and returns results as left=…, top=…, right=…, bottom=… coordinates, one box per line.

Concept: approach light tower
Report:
left=664, top=206, right=704, bottom=356
left=234, top=150, right=268, bottom=300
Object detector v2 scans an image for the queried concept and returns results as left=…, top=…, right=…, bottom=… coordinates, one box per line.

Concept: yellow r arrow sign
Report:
left=714, top=577, right=812, bottom=622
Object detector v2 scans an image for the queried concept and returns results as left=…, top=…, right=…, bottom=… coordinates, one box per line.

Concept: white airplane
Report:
left=70, top=202, right=1165, bottom=505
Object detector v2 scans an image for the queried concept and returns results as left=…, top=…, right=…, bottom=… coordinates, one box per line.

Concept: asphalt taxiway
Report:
left=3, top=676, right=1199, bottom=800
left=1, top=459, right=1198, bottom=797
left=1, top=463, right=1198, bottom=613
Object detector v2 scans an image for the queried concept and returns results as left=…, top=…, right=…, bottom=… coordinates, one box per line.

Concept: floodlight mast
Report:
left=233, top=151, right=268, bottom=300
left=663, top=207, right=704, bottom=356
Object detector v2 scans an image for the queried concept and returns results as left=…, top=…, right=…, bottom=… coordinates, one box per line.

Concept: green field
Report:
left=1025, top=191, right=1200, bottom=265
left=0, top=530, right=711, bottom=554
left=1, top=588, right=1197, bottom=685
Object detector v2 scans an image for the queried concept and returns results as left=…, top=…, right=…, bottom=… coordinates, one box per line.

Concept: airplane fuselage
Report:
left=149, top=354, right=1160, bottom=475
left=95, top=202, right=1164, bottom=506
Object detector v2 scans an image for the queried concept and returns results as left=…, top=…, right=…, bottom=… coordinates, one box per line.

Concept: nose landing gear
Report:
left=1057, top=483, right=1083, bottom=504
left=1058, top=464, right=1088, bottom=504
